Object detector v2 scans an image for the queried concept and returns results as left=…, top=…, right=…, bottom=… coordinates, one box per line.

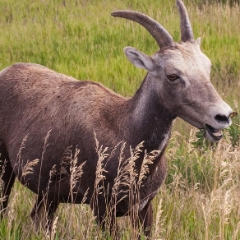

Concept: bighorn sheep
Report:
left=0, top=0, right=233, bottom=237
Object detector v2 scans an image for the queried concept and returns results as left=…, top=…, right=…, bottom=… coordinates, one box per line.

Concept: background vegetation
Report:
left=0, top=0, right=239, bottom=239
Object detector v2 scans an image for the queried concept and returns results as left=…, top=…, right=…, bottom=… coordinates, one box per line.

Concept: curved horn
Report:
left=111, top=10, right=175, bottom=49
left=176, top=0, right=194, bottom=42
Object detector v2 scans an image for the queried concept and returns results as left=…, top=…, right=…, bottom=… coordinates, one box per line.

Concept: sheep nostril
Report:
left=215, top=114, right=229, bottom=123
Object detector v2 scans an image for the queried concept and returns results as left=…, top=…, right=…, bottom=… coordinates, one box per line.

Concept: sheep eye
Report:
left=167, top=74, right=179, bottom=81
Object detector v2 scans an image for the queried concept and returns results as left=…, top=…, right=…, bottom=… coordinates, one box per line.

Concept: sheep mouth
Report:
left=205, top=124, right=223, bottom=141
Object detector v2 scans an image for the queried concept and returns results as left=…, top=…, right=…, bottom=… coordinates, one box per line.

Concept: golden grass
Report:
left=0, top=129, right=239, bottom=239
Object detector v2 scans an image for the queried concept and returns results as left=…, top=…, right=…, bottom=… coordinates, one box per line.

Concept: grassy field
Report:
left=0, top=0, right=240, bottom=239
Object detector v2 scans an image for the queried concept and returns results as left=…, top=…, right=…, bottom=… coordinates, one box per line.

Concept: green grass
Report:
left=0, top=0, right=240, bottom=239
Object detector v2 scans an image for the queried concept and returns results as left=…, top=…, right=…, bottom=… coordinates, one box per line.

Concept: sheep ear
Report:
left=195, top=37, right=201, bottom=46
left=124, top=47, right=156, bottom=72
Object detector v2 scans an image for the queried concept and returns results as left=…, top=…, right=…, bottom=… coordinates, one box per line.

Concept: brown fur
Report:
left=0, top=63, right=170, bottom=237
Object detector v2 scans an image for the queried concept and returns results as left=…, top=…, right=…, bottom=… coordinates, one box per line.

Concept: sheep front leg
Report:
left=139, top=202, right=153, bottom=238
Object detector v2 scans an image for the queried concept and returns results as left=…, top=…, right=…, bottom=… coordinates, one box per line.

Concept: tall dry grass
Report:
left=0, top=129, right=239, bottom=239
